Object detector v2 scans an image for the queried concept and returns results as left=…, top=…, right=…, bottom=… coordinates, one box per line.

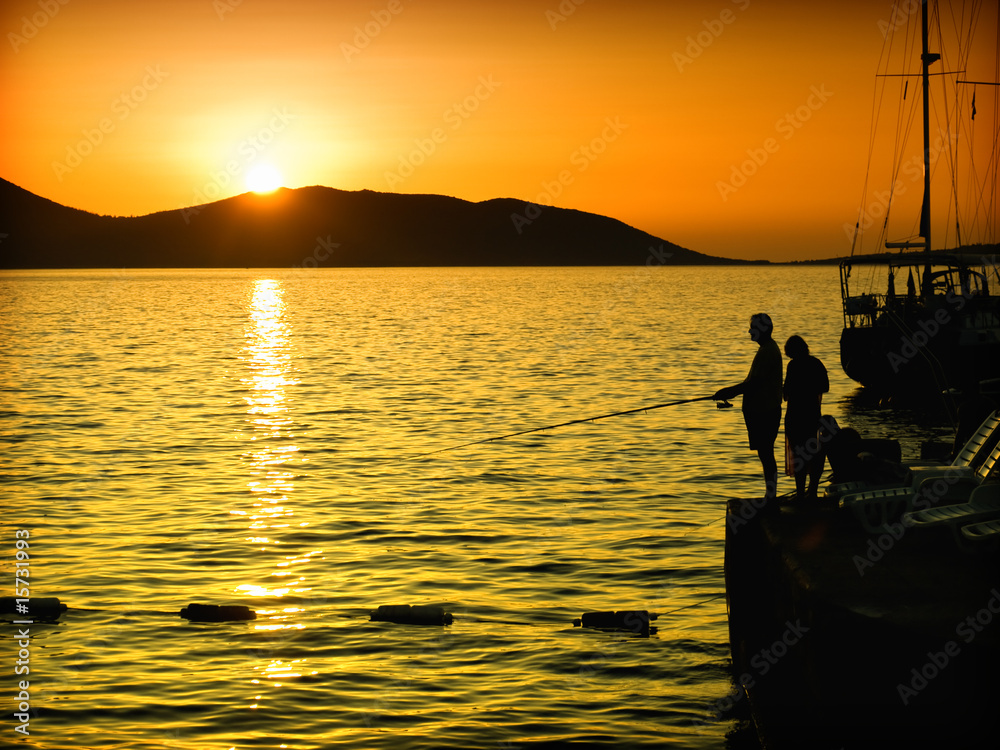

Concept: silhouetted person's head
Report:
left=749, top=313, right=773, bottom=343
left=784, top=335, right=809, bottom=358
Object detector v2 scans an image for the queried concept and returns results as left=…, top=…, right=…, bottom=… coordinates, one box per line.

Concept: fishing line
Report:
left=655, top=593, right=727, bottom=618
left=681, top=516, right=726, bottom=536
left=394, top=395, right=730, bottom=462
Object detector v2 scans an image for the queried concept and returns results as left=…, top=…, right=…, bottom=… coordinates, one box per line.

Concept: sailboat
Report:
left=839, top=0, right=1000, bottom=402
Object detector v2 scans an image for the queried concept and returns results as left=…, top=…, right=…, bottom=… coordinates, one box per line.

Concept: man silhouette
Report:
left=714, top=313, right=783, bottom=501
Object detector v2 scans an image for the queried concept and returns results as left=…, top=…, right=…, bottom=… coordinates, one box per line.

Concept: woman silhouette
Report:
left=782, top=335, right=829, bottom=500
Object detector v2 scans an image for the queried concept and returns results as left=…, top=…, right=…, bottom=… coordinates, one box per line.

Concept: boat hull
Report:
left=839, top=296, right=1000, bottom=397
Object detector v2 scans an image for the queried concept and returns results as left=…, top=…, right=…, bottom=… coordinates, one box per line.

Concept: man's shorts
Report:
left=743, top=408, right=781, bottom=451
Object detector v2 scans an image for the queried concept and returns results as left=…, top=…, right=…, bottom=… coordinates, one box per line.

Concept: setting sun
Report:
left=0, top=0, right=997, bottom=261
left=246, top=164, right=284, bottom=193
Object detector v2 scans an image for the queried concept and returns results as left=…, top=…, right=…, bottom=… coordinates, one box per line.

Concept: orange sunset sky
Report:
left=1, top=0, right=997, bottom=261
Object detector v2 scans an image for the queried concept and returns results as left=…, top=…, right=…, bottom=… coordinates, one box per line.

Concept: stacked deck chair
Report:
left=902, top=479, right=1000, bottom=554
left=840, top=411, right=1000, bottom=534
left=826, top=411, right=1000, bottom=501
left=959, top=517, right=1000, bottom=553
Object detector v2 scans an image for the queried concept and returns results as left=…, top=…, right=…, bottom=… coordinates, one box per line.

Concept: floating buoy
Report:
left=574, top=610, right=656, bottom=635
left=370, top=604, right=453, bottom=626
left=179, top=604, right=256, bottom=622
left=0, top=597, right=67, bottom=619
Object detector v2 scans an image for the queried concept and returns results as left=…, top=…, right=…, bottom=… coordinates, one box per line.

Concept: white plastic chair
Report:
left=827, top=410, right=1000, bottom=501
left=844, top=438, right=1000, bottom=534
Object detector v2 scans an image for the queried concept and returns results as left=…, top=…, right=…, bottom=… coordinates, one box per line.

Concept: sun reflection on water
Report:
left=235, top=278, right=323, bottom=695
left=251, top=657, right=316, bottom=689
left=237, top=280, right=321, bottom=600
left=241, top=279, right=299, bottom=561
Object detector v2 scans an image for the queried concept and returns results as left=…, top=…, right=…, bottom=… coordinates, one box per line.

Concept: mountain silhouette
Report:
left=0, top=179, right=756, bottom=268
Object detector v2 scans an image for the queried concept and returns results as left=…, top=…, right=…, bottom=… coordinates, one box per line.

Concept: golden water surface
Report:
left=1, top=267, right=949, bottom=749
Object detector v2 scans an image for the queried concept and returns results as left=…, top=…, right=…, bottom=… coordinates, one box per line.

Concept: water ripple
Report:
left=2, top=266, right=943, bottom=749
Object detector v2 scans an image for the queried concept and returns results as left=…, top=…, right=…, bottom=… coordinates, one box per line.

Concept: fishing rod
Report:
left=401, top=395, right=732, bottom=460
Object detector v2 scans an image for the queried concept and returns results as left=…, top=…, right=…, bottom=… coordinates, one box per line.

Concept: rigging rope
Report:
left=854, top=12, right=897, bottom=257
left=857, top=0, right=999, bottom=254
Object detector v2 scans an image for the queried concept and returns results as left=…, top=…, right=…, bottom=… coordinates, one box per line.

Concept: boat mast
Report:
left=885, top=0, right=940, bottom=258
left=919, top=0, right=940, bottom=254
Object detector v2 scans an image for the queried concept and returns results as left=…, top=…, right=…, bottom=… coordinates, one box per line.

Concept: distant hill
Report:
left=787, top=243, right=1000, bottom=265
left=0, top=179, right=755, bottom=268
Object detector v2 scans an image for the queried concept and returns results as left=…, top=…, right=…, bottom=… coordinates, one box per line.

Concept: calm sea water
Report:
left=1, top=267, right=954, bottom=749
